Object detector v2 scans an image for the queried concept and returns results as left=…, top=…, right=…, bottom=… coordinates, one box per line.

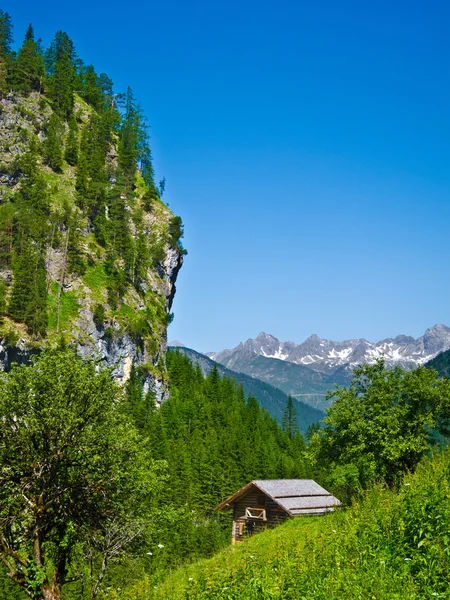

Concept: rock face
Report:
left=209, top=325, right=450, bottom=373
left=0, top=92, right=183, bottom=403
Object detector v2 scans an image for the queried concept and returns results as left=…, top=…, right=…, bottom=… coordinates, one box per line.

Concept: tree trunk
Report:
left=42, top=587, right=61, bottom=600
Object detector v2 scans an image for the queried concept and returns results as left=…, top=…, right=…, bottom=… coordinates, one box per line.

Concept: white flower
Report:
left=249, top=555, right=254, bottom=559
left=404, top=483, right=411, bottom=486
left=404, top=558, right=412, bottom=561
left=146, top=552, right=153, bottom=556
left=223, top=587, right=229, bottom=590
left=332, top=529, right=337, bottom=533
left=157, top=543, right=164, bottom=549
left=188, top=577, right=194, bottom=582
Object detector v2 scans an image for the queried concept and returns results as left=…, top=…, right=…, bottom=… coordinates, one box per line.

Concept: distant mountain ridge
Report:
left=208, top=325, right=450, bottom=372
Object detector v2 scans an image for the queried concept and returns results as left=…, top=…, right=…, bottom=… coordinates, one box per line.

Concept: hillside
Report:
left=210, top=348, right=345, bottom=411
left=169, top=346, right=325, bottom=431
left=427, top=348, right=450, bottom=378
left=0, top=25, right=184, bottom=399
left=114, top=448, right=450, bottom=599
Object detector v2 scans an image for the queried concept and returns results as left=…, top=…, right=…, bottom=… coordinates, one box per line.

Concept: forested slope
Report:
left=0, top=11, right=184, bottom=399
left=427, top=349, right=450, bottom=378
left=170, top=345, right=325, bottom=430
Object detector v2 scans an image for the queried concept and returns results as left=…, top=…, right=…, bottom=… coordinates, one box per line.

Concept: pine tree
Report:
left=0, top=9, right=13, bottom=97
left=0, top=279, right=7, bottom=322
left=283, top=395, right=299, bottom=439
left=11, top=24, right=45, bottom=93
left=43, top=113, right=64, bottom=172
left=64, top=114, right=78, bottom=165
left=81, top=64, right=101, bottom=108
left=47, top=32, right=75, bottom=117
left=8, top=241, right=47, bottom=337
left=0, top=9, right=13, bottom=57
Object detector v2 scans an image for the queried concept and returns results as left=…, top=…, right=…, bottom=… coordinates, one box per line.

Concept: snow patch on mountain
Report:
left=208, top=325, right=450, bottom=371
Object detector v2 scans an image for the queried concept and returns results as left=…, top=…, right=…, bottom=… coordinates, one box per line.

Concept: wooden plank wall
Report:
left=231, top=486, right=289, bottom=543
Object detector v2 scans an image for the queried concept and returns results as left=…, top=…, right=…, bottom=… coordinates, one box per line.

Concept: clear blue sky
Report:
left=6, top=0, right=450, bottom=352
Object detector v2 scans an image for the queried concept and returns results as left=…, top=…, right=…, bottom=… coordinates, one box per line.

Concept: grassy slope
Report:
left=113, top=449, right=450, bottom=600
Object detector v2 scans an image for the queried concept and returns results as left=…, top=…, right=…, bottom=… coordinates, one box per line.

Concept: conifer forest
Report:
left=0, top=8, right=450, bottom=600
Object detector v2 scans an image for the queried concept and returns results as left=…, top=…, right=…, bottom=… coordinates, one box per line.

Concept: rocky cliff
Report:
left=0, top=91, right=183, bottom=402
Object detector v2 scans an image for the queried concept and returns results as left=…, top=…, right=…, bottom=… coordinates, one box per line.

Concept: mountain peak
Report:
left=209, top=325, right=450, bottom=372
left=256, top=332, right=279, bottom=341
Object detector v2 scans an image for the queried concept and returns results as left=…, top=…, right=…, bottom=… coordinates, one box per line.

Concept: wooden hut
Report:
left=215, top=479, right=341, bottom=544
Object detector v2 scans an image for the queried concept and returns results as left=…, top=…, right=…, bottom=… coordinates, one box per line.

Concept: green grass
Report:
left=82, top=263, right=108, bottom=303
left=47, top=282, right=80, bottom=333
left=111, top=449, right=450, bottom=600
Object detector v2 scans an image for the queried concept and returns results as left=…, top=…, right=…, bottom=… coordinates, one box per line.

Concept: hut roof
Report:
left=215, top=479, right=341, bottom=516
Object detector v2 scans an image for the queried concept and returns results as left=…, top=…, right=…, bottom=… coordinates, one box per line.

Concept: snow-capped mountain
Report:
left=208, top=325, right=450, bottom=372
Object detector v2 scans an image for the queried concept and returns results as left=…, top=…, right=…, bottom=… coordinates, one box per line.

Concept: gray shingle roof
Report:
left=253, top=479, right=330, bottom=497
left=253, top=479, right=341, bottom=516
left=215, top=479, right=341, bottom=516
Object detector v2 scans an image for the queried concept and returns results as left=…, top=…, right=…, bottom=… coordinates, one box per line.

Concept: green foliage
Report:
left=0, top=349, right=162, bottom=599
left=117, top=449, right=450, bottom=600
left=64, top=114, right=79, bottom=165
left=427, top=349, right=450, bottom=378
left=46, top=31, right=75, bottom=117
left=46, top=281, right=79, bottom=333
left=8, top=241, right=47, bottom=336
left=0, top=278, right=6, bottom=319
left=168, top=214, right=187, bottom=254
left=93, top=302, right=106, bottom=325
left=0, top=201, right=14, bottom=267
left=43, top=112, right=64, bottom=171
left=282, top=394, right=298, bottom=439
left=124, top=351, right=309, bottom=576
left=9, top=26, right=44, bottom=93
left=0, top=9, right=13, bottom=56
left=310, top=359, right=450, bottom=499
left=0, top=13, right=174, bottom=345
left=80, top=64, right=102, bottom=109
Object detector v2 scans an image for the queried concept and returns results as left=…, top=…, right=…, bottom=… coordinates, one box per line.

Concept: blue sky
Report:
left=6, top=0, right=450, bottom=352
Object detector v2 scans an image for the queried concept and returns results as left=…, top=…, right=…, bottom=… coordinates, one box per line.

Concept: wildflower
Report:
left=404, top=483, right=411, bottom=486
left=146, top=552, right=153, bottom=556
left=188, top=577, right=194, bottom=582
left=157, top=543, right=164, bottom=549
left=332, top=529, right=337, bottom=533
left=249, top=555, right=254, bottom=559
left=404, top=558, right=412, bottom=561
left=223, top=587, right=229, bottom=591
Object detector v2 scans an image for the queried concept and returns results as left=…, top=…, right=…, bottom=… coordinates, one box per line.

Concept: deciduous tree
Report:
left=0, top=349, right=160, bottom=600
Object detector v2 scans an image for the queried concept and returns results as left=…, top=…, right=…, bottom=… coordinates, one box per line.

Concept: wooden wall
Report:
left=231, top=485, right=289, bottom=543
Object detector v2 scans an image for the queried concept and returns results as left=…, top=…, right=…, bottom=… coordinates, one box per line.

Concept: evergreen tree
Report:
left=64, top=114, right=78, bottom=165
left=10, top=24, right=45, bottom=93
left=44, top=30, right=74, bottom=74
left=81, top=64, right=101, bottom=108
left=8, top=241, right=47, bottom=337
left=47, top=31, right=75, bottom=117
left=0, top=54, right=7, bottom=97
left=283, top=395, right=299, bottom=439
left=43, top=112, right=64, bottom=171
left=0, top=279, right=6, bottom=322
left=0, top=9, right=13, bottom=97
left=0, top=9, right=13, bottom=56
